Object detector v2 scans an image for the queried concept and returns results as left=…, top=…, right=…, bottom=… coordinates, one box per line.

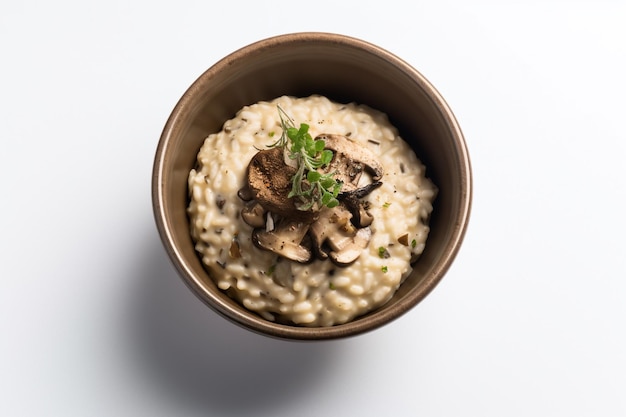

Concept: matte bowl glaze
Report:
left=152, top=32, right=472, bottom=340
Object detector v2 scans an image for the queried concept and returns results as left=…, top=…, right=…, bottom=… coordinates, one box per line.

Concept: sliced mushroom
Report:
left=339, top=183, right=382, bottom=228
left=237, top=185, right=254, bottom=201
left=240, top=133, right=383, bottom=267
left=252, top=218, right=313, bottom=263
left=330, top=227, right=372, bottom=266
left=342, top=197, right=373, bottom=228
left=317, top=134, right=384, bottom=192
left=342, top=181, right=383, bottom=199
left=241, top=200, right=266, bottom=228
left=309, top=204, right=354, bottom=260
left=309, top=204, right=372, bottom=266
left=246, top=147, right=317, bottom=223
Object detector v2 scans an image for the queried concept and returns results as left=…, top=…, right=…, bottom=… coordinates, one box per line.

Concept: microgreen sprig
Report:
left=269, top=106, right=342, bottom=211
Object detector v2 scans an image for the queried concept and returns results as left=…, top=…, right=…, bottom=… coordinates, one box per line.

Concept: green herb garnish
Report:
left=411, top=239, right=417, bottom=248
left=381, top=266, right=388, bottom=273
left=383, top=202, right=391, bottom=208
left=269, top=106, right=342, bottom=211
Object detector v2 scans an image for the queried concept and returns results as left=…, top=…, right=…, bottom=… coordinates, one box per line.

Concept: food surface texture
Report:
left=188, top=95, right=436, bottom=326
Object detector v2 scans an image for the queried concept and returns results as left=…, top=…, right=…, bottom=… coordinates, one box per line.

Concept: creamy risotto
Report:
left=187, top=95, right=436, bottom=326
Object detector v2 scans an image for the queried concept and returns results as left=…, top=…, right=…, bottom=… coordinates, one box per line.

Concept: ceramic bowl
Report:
left=152, top=32, right=472, bottom=340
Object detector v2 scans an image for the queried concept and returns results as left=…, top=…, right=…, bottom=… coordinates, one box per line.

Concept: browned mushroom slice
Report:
left=309, top=204, right=372, bottom=266
left=341, top=195, right=373, bottom=227
left=252, top=218, right=313, bottom=263
left=237, top=184, right=254, bottom=201
left=343, top=181, right=383, bottom=198
left=246, top=147, right=317, bottom=223
left=316, top=134, right=384, bottom=192
left=339, top=182, right=382, bottom=227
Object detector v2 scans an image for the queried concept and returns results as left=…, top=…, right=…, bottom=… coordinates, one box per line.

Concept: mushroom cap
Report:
left=317, top=134, right=384, bottom=192
left=242, top=134, right=383, bottom=266
left=246, top=147, right=318, bottom=222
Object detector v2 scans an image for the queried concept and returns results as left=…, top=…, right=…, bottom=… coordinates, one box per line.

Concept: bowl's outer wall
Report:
left=153, top=33, right=472, bottom=340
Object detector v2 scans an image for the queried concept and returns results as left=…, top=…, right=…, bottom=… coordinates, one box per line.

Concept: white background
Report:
left=2, top=1, right=625, bottom=416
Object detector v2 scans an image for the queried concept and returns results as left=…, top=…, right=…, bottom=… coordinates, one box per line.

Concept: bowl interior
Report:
left=153, top=33, right=471, bottom=340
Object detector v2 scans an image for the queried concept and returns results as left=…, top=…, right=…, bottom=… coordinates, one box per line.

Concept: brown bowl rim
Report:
left=152, top=32, right=472, bottom=340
